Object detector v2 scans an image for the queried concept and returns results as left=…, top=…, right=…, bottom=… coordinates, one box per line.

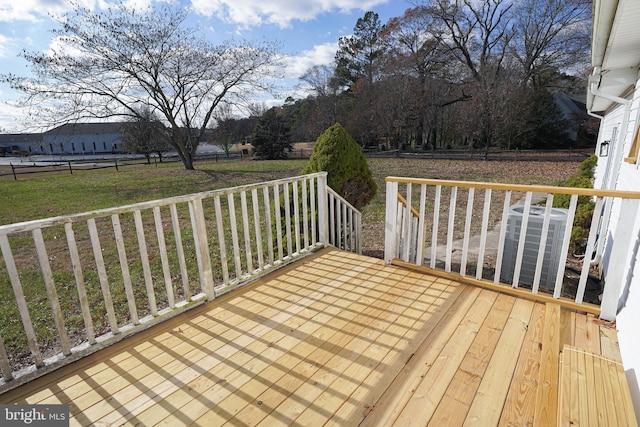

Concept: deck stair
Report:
left=558, top=345, right=637, bottom=426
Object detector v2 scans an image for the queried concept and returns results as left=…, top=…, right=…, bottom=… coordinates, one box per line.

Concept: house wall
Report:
left=594, top=72, right=640, bottom=416
left=41, top=132, right=121, bottom=154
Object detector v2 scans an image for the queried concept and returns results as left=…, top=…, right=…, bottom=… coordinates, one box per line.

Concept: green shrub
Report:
left=579, top=155, right=597, bottom=179
left=553, top=156, right=597, bottom=254
left=302, top=123, right=377, bottom=209
left=553, top=175, right=593, bottom=209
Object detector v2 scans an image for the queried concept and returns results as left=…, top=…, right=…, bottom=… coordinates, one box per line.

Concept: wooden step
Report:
left=558, top=345, right=638, bottom=426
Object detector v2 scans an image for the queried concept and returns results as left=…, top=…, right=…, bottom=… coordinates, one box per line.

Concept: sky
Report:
left=0, top=0, right=410, bottom=133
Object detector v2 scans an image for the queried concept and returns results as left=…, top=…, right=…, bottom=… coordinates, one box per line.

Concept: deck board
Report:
left=463, top=298, right=535, bottom=426
left=0, top=248, right=632, bottom=426
left=498, top=302, right=544, bottom=426
left=559, top=345, right=638, bottom=426
left=428, top=293, right=515, bottom=427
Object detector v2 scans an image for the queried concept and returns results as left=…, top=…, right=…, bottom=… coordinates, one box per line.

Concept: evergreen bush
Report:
left=553, top=156, right=597, bottom=253
left=302, top=123, right=377, bottom=209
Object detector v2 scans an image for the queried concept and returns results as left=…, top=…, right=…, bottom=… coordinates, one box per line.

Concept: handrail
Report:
left=386, top=177, right=640, bottom=199
left=0, top=172, right=361, bottom=393
left=326, top=187, right=362, bottom=254
left=384, top=177, right=640, bottom=319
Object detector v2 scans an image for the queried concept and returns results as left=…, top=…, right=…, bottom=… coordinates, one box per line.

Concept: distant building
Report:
left=41, top=122, right=124, bottom=154
left=553, top=92, right=590, bottom=143
left=0, top=133, right=42, bottom=155
left=0, top=122, right=124, bottom=155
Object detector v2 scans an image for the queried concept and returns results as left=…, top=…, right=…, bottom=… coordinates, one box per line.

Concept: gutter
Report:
left=587, top=68, right=632, bottom=267
left=587, top=0, right=619, bottom=115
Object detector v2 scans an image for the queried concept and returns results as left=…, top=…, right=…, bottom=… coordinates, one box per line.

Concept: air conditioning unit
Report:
left=500, top=205, right=568, bottom=290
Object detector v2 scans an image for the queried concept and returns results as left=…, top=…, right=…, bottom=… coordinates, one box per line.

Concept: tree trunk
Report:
left=175, top=147, right=195, bottom=170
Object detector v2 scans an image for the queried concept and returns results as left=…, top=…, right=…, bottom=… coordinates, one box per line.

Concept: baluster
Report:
left=134, top=210, right=157, bottom=315
left=476, top=189, right=492, bottom=280
left=274, top=184, right=283, bottom=262
left=263, top=186, right=274, bottom=266
left=576, top=197, right=604, bottom=303
left=348, top=207, right=354, bottom=252
left=460, top=188, right=475, bottom=276
left=532, top=195, right=554, bottom=294
left=213, top=196, right=230, bottom=286
left=302, top=178, right=309, bottom=250
left=0, top=333, right=13, bottom=381
left=170, top=204, right=190, bottom=301
left=33, top=228, right=71, bottom=356
left=240, top=191, right=253, bottom=274
left=153, top=207, right=175, bottom=308
left=310, top=176, right=317, bottom=245
left=292, top=181, right=300, bottom=254
left=190, top=199, right=214, bottom=298
left=112, top=214, right=139, bottom=324
left=87, top=219, right=119, bottom=335
left=494, top=190, right=512, bottom=284
left=512, top=192, right=533, bottom=289
left=227, top=193, right=242, bottom=280
left=384, top=180, right=399, bottom=264
left=430, top=185, right=441, bottom=269
left=329, top=193, right=336, bottom=247
left=445, top=186, right=458, bottom=273
left=284, top=182, right=293, bottom=258
left=554, top=194, right=578, bottom=298
left=342, top=202, right=347, bottom=252
left=64, top=222, right=96, bottom=344
left=416, top=184, right=427, bottom=267
left=252, top=188, right=264, bottom=271
left=402, top=183, right=412, bottom=262
left=0, top=235, right=44, bottom=367
left=317, top=174, right=329, bottom=247
left=396, top=201, right=404, bottom=257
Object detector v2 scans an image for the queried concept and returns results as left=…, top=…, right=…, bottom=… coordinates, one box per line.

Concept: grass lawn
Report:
left=0, top=157, right=581, bottom=255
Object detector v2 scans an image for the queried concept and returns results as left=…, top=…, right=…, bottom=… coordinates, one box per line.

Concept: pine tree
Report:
left=252, top=107, right=292, bottom=159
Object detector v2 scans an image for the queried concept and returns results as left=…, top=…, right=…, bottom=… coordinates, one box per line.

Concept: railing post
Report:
left=384, top=180, right=399, bottom=264
left=190, top=198, right=215, bottom=300
left=317, top=172, right=329, bottom=247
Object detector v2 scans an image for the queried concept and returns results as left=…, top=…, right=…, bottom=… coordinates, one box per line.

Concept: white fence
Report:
left=0, top=172, right=360, bottom=391
left=384, top=177, right=640, bottom=318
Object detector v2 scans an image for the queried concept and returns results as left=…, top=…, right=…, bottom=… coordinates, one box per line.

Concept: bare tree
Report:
left=419, top=0, right=514, bottom=151
left=120, top=107, right=169, bottom=163
left=380, top=6, right=461, bottom=148
left=300, top=65, right=339, bottom=98
left=426, top=0, right=514, bottom=85
left=208, top=103, right=237, bottom=158
left=2, top=3, right=282, bottom=170
left=511, top=0, right=591, bottom=88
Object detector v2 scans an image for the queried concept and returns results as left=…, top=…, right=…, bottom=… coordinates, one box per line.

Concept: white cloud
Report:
left=0, top=90, right=29, bottom=132
left=0, top=0, right=131, bottom=22
left=190, top=0, right=389, bottom=28
left=284, top=42, right=337, bottom=78
left=0, top=34, right=13, bottom=58
left=0, top=0, right=69, bottom=22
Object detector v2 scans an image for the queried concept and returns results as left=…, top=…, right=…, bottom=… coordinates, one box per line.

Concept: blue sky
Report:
left=0, top=0, right=410, bottom=132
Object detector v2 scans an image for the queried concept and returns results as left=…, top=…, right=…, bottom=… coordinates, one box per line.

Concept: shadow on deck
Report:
left=0, top=248, right=630, bottom=426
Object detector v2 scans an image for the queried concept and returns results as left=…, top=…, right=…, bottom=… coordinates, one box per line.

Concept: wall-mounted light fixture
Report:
left=599, top=140, right=610, bottom=157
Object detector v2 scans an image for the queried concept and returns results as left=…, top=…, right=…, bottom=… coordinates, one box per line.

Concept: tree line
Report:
left=3, top=0, right=597, bottom=168
left=251, top=0, right=596, bottom=159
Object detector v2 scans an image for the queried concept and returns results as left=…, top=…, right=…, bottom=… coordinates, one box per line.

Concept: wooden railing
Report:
left=0, top=172, right=361, bottom=391
left=384, top=177, right=640, bottom=318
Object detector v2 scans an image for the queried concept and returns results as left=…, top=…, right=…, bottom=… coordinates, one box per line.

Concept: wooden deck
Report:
left=0, top=248, right=631, bottom=426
